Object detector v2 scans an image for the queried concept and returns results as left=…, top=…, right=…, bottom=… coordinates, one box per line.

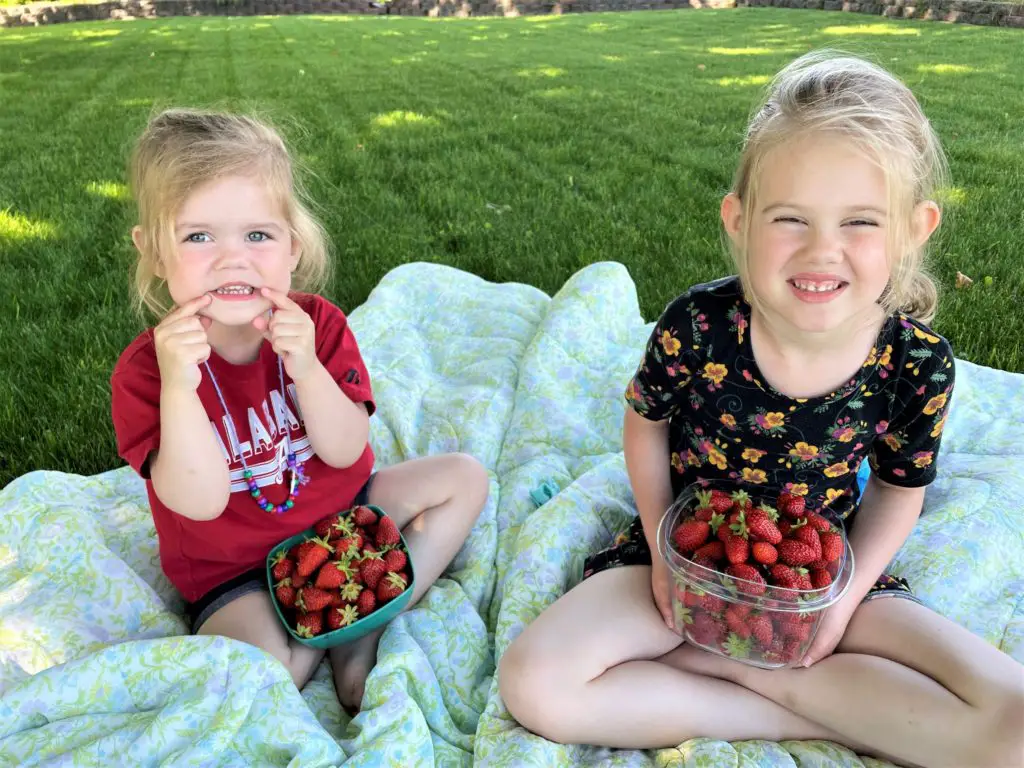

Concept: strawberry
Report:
left=315, top=560, right=354, bottom=589
left=359, top=556, right=387, bottom=590
left=383, top=548, right=408, bottom=573
left=777, top=492, right=805, bottom=519
left=781, top=620, right=812, bottom=642
left=314, top=515, right=341, bottom=540
left=756, top=502, right=780, bottom=522
left=270, top=551, right=295, bottom=581
left=296, top=586, right=333, bottom=612
left=723, top=632, right=753, bottom=658
left=296, top=536, right=334, bottom=577
left=745, top=510, right=782, bottom=544
left=751, top=541, right=778, bottom=565
left=778, top=519, right=792, bottom=537
left=730, top=490, right=753, bottom=512
left=726, top=602, right=751, bottom=620
left=672, top=519, right=710, bottom=554
left=805, top=511, right=832, bottom=533
left=274, top=578, right=297, bottom=608
left=700, top=593, right=727, bottom=614
left=763, top=637, right=787, bottom=664
left=725, top=606, right=752, bottom=638
left=792, top=522, right=822, bottom=552
left=689, top=612, right=726, bottom=646
left=291, top=573, right=307, bottom=588
left=724, top=534, right=749, bottom=565
left=333, top=532, right=364, bottom=560
left=778, top=539, right=817, bottom=567
left=375, top=516, right=401, bottom=548
left=691, top=554, right=719, bottom=571
left=295, top=611, right=323, bottom=638
left=819, top=531, right=843, bottom=563
left=339, top=581, right=364, bottom=603
left=769, top=564, right=810, bottom=591
left=747, top=614, right=774, bottom=647
left=693, top=541, right=725, bottom=562
left=377, top=571, right=408, bottom=602
left=811, top=568, right=833, bottom=589
left=326, top=604, right=360, bottom=631
left=694, top=490, right=716, bottom=522
left=708, top=489, right=735, bottom=514
left=351, top=505, right=377, bottom=527
left=725, top=563, right=767, bottom=595
left=783, top=636, right=806, bottom=661
left=806, top=558, right=829, bottom=571
left=288, top=543, right=303, bottom=561
left=329, top=590, right=345, bottom=608
left=683, top=588, right=704, bottom=608
left=356, top=588, right=377, bottom=616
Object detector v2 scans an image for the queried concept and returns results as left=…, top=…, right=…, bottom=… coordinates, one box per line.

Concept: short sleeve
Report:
left=110, top=338, right=162, bottom=479
left=625, top=293, right=699, bottom=422
left=869, top=337, right=955, bottom=488
left=309, top=295, right=376, bottom=417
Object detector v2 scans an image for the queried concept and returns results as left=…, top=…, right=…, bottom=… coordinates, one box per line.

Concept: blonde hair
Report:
left=728, top=50, right=948, bottom=324
left=128, top=108, right=330, bottom=317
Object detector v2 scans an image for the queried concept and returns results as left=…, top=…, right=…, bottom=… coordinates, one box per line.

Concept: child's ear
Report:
left=720, top=193, right=744, bottom=245
left=290, top=238, right=301, bottom=272
left=131, top=226, right=165, bottom=278
left=912, top=200, right=941, bottom=247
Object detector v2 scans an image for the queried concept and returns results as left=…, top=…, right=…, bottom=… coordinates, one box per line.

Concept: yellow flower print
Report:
left=703, top=362, right=728, bottom=386
left=931, top=412, right=948, bottom=439
left=824, top=461, right=850, bottom=478
left=720, top=413, right=737, bottom=429
left=741, top=448, right=766, bottom=464
left=685, top=449, right=701, bottom=467
left=785, top=483, right=809, bottom=497
left=912, top=327, right=941, bottom=344
left=671, top=452, right=683, bottom=473
left=834, top=427, right=857, bottom=443
left=863, top=347, right=878, bottom=367
left=882, top=433, right=903, bottom=452
left=625, top=378, right=642, bottom=404
left=659, top=330, right=681, bottom=356
left=923, top=392, right=947, bottom=416
left=763, top=412, right=785, bottom=428
left=824, top=488, right=844, bottom=506
left=912, top=451, right=933, bottom=469
left=879, top=345, right=892, bottom=367
left=788, top=442, right=819, bottom=461
left=741, top=468, right=767, bottom=484
left=707, top=444, right=727, bottom=470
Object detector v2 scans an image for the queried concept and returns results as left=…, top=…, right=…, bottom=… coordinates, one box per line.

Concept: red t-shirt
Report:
left=111, top=293, right=375, bottom=603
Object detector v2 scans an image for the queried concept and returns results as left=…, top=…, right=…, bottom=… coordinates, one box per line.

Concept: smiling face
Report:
left=724, top=134, right=894, bottom=336
left=143, top=174, right=299, bottom=329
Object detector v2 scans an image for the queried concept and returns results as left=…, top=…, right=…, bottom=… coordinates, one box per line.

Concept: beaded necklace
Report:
left=203, top=355, right=309, bottom=514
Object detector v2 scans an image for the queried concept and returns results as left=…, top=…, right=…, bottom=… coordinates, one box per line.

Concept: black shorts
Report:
left=582, top=516, right=920, bottom=604
left=186, top=473, right=376, bottom=632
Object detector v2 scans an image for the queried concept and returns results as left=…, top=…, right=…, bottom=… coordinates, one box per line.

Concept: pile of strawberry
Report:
left=669, top=488, right=846, bottom=665
left=270, top=505, right=412, bottom=639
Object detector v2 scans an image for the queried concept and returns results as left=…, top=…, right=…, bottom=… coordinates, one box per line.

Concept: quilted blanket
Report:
left=2, top=262, right=1022, bottom=767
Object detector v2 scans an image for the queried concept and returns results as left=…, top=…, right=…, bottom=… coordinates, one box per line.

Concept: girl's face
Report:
left=140, top=174, right=299, bottom=328
left=723, top=135, right=922, bottom=336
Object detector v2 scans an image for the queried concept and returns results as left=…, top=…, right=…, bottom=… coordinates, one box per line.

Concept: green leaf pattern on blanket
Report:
left=1, top=263, right=1022, bottom=766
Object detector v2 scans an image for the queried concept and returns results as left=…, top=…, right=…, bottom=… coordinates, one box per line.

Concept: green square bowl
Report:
left=266, top=504, right=415, bottom=649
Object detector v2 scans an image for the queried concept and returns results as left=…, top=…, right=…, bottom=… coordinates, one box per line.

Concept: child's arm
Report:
left=623, top=409, right=675, bottom=548
left=150, top=387, right=231, bottom=521
left=291, top=362, right=370, bottom=469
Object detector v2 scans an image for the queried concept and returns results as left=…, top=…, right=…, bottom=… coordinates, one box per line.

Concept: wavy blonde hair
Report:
left=128, top=108, right=330, bottom=318
left=728, top=50, right=949, bottom=324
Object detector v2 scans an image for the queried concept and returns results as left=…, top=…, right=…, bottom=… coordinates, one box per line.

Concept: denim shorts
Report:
left=186, top=473, right=376, bottom=632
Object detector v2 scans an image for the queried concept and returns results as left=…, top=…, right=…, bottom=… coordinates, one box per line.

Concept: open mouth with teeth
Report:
left=787, top=278, right=849, bottom=303
left=213, top=283, right=258, bottom=300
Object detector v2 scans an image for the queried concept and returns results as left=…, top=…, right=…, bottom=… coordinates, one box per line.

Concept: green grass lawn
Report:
left=1, top=9, right=1022, bottom=484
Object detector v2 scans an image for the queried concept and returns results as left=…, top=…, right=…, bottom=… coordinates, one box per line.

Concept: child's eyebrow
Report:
left=761, top=203, right=887, bottom=216
left=175, top=222, right=285, bottom=231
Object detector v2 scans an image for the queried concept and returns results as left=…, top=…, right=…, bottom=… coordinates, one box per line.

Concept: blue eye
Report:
left=847, top=219, right=879, bottom=227
left=247, top=231, right=271, bottom=242
left=184, top=232, right=211, bottom=243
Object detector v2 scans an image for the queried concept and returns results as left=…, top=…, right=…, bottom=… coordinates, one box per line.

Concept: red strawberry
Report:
left=725, top=606, right=752, bottom=638
left=694, top=490, right=716, bottom=522
left=777, top=492, right=806, bottom=519
left=731, top=490, right=753, bottom=512
left=291, top=573, right=307, bottom=588
left=745, top=510, right=782, bottom=544
left=724, top=534, right=749, bottom=565
left=690, top=612, right=726, bottom=646
left=805, top=511, right=832, bottom=533
left=769, top=564, right=811, bottom=591
left=296, top=536, right=334, bottom=577
left=359, top=556, right=387, bottom=590
left=783, top=635, right=805, bottom=659
left=375, top=516, right=401, bottom=548
left=763, top=636, right=787, bottom=664
left=778, top=539, right=818, bottom=567
left=329, top=590, right=345, bottom=608
left=296, top=586, right=333, bottom=612
left=270, top=551, right=295, bottom=581
left=339, top=581, right=364, bottom=603
left=725, top=563, right=767, bottom=595
left=672, top=519, right=710, bottom=554
left=326, top=604, right=360, bottom=631
left=691, top=554, right=719, bottom=571
left=811, top=568, right=833, bottom=589
left=726, top=602, right=752, bottom=620
left=781, top=620, right=812, bottom=642
left=708, top=489, right=735, bottom=514
left=778, top=519, right=793, bottom=537
left=377, top=571, right=408, bottom=602
left=756, top=503, right=780, bottom=522
left=315, top=560, right=354, bottom=589
left=747, top=614, right=774, bottom=647
left=795, top=569, right=814, bottom=590
left=806, top=558, right=829, bottom=571
left=351, top=505, right=377, bottom=527
left=693, top=541, right=726, bottom=562
left=314, top=515, right=341, bottom=540
left=819, top=531, right=843, bottom=563
left=383, top=548, right=408, bottom=573
left=683, top=588, right=704, bottom=608
left=295, top=611, right=323, bottom=638
left=751, top=542, right=778, bottom=565
left=287, top=543, right=303, bottom=561
left=356, top=588, right=377, bottom=616
left=700, top=593, right=727, bottom=614
left=274, top=578, right=297, bottom=608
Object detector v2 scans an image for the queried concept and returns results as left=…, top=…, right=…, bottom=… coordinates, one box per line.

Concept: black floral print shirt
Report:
left=626, top=277, right=955, bottom=521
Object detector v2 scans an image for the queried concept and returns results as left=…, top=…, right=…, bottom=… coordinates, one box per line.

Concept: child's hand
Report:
left=154, top=294, right=213, bottom=392
left=254, top=287, right=318, bottom=381
left=800, top=593, right=858, bottom=667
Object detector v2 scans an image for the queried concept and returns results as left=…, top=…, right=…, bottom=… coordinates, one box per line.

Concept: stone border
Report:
left=1, top=0, right=1020, bottom=27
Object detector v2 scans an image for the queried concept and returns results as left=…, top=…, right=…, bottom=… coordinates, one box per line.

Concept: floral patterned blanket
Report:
left=2, top=262, right=1021, bottom=767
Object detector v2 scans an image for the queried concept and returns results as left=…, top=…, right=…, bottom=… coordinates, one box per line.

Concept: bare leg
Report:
left=198, top=591, right=325, bottom=689
left=329, top=453, right=489, bottom=712
left=664, top=598, right=1024, bottom=768
left=498, top=565, right=849, bottom=748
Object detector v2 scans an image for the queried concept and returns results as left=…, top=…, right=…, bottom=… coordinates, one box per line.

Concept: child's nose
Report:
left=807, top=226, right=843, bottom=262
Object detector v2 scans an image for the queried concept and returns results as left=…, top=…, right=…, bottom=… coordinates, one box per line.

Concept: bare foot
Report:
left=330, top=630, right=382, bottom=714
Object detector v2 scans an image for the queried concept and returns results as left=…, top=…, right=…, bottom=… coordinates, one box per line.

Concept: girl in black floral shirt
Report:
left=500, top=51, right=1024, bottom=766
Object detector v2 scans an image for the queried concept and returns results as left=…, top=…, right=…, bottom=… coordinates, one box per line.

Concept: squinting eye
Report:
left=773, top=216, right=805, bottom=224
left=847, top=220, right=878, bottom=227
left=184, top=232, right=211, bottom=243
left=247, top=231, right=271, bottom=242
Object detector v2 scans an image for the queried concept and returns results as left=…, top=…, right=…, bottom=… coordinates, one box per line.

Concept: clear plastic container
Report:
left=657, top=481, right=854, bottom=668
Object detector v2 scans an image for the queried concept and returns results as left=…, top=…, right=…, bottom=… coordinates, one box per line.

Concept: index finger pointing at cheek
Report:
left=260, top=286, right=299, bottom=310
left=166, top=293, right=213, bottom=321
